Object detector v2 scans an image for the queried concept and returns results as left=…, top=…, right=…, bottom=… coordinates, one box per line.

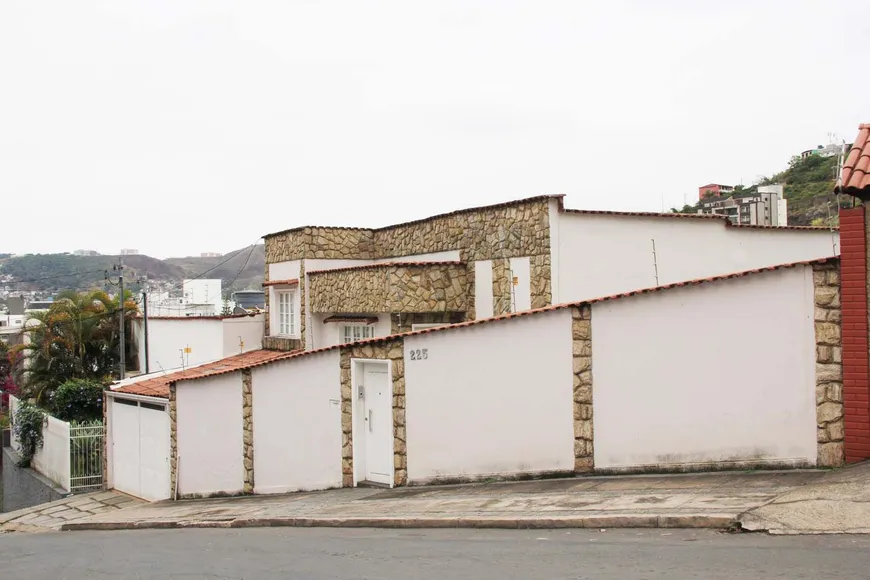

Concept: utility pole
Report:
left=117, top=258, right=126, bottom=380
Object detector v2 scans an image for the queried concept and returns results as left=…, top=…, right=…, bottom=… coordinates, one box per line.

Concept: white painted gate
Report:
left=111, top=398, right=171, bottom=501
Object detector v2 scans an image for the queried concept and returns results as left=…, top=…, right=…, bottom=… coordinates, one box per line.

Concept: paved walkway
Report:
left=61, top=470, right=825, bottom=531
left=740, top=461, right=870, bottom=534
left=0, top=490, right=143, bottom=533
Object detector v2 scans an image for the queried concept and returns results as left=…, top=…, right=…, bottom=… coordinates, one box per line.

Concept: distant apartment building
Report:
left=200, top=252, right=222, bottom=258
left=147, top=279, right=224, bottom=317
left=120, top=249, right=140, bottom=256
left=698, top=183, right=735, bottom=199
left=698, top=184, right=788, bottom=226
left=73, top=249, right=99, bottom=256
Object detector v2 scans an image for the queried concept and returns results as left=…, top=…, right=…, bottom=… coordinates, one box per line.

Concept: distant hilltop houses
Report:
left=696, top=183, right=789, bottom=227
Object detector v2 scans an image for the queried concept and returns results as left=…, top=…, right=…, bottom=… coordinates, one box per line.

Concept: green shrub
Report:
left=52, top=379, right=105, bottom=423
left=13, top=403, right=45, bottom=467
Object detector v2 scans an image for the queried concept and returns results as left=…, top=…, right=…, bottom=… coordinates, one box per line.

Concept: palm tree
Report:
left=15, top=290, right=139, bottom=404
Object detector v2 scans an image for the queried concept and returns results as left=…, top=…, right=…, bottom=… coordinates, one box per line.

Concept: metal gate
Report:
left=69, top=423, right=106, bottom=493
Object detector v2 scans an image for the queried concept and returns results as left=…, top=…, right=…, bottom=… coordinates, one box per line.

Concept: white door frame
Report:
left=350, top=358, right=394, bottom=487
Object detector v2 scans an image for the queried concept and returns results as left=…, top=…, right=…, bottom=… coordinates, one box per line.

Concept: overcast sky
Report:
left=1, top=1, right=867, bottom=258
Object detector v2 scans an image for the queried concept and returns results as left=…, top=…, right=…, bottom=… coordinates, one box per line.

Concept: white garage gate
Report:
left=108, top=394, right=171, bottom=502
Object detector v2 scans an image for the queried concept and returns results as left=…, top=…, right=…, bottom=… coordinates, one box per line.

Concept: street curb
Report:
left=61, top=514, right=737, bottom=532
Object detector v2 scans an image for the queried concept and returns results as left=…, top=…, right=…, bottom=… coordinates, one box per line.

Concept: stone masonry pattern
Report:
left=339, top=339, right=407, bottom=488
left=814, top=262, right=845, bottom=467
left=572, top=305, right=594, bottom=472
left=242, top=370, right=255, bottom=493
left=264, top=199, right=554, bottom=335
left=310, top=263, right=469, bottom=314
left=169, top=384, right=178, bottom=499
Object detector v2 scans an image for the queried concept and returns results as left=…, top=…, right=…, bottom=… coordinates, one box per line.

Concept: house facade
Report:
left=262, top=195, right=838, bottom=352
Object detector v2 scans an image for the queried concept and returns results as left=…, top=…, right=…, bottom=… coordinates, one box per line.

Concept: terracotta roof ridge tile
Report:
left=174, top=256, right=837, bottom=384
left=564, top=207, right=838, bottom=231
left=263, top=195, right=563, bottom=239
left=262, top=278, right=299, bottom=287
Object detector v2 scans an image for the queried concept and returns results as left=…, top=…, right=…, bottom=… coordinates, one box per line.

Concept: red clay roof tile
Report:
left=262, top=278, right=299, bottom=287
left=322, top=315, right=379, bottom=324
left=263, top=195, right=564, bottom=239
left=112, top=350, right=294, bottom=398
left=839, top=124, right=870, bottom=195
left=564, top=208, right=836, bottom=231
left=175, top=257, right=837, bottom=384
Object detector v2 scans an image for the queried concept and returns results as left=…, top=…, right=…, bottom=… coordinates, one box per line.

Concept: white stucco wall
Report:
left=556, top=213, right=838, bottom=303
left=252, top=350, right=342, bottom=494
left=176, top=373, right=244, bottom=496
left=591, top=266, right=818, bottom=470
left=474, top=260, right=494, bottom=319
left=135, top=318, right=224, bottom=374
left=268, top=259, right=301, bottom=281
left=404, top=309, right=575, bottom=483
left=375, top=250, right=462, bottom=263
left=221, top=315, right=264, bottom=356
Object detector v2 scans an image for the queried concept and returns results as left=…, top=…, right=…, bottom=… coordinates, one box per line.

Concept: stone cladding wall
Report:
left=242, top=370, right=255, bottom=493
left=264, top=199, right=554, bottom=334
left=310, top=263, right=469, bottom=314
left=571, top=305, right=594, bottom=472
left=814, top=262, right=845, bottom=467
left=338, top=339, right=407, bottom=488
left=168, top=384, right=177, bottom=499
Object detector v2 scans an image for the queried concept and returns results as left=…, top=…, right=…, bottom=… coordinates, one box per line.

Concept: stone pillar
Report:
left=169, top=383, right=178, bottom=500
left=572, top=305, right=594, bottom=472
left=839, top=207, right=870, bottom=462
left=339, top=351, right=354, bottom=488
left=813, top=262, right=845, bottom=467
left=530, top=254, right=552, bottom=309
left=242, top=370, right=254, bottom=493
left=299, top=260, right=308, bottom=348
left=388, top=341, right=407, bottom=487
left=492, top=258, right=512, bottom=316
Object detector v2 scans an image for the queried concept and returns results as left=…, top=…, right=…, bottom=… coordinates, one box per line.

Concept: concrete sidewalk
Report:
left=0, top=490, right=143, bottom=533
left=61, top=470, right=825, bottom=532
left=740, top=461, right=870, bottom=534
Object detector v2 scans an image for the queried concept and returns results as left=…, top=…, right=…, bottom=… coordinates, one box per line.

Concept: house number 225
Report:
left=409, top=349, right=428, bottom=361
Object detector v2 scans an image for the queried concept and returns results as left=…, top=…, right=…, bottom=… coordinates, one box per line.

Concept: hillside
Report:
left=0, top=245, right=265, bottom=294
left=165, top=245, right=265, bottom=292
left=674, top=154, right=848, bottom=226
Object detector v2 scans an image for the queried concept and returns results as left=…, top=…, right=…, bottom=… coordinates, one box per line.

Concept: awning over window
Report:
left=322, top=315, right=378, bottom=325
left=263, top=278, right=299, bottom=287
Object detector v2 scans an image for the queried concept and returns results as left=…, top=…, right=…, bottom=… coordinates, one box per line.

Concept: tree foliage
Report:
left=13, top=402, right=45, bottom=467
left=52, top=378, right=105, bottom=423
left=14, top=290, right=139, bottom=404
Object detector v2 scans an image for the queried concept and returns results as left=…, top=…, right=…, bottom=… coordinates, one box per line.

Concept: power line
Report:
left=222, top=243, right=259, bottom=294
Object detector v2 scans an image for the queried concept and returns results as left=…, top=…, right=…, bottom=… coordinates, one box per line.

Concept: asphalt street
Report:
left=1, top=528, right=869, bottom=579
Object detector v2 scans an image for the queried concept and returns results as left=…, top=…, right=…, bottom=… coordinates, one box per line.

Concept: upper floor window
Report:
left=277, top=290, right=296, bottom=336
left=342, top=324, right=373, bottom=344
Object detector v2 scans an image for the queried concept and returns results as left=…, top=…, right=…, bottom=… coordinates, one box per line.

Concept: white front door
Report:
left=357, top=363, right=393, bottom=486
